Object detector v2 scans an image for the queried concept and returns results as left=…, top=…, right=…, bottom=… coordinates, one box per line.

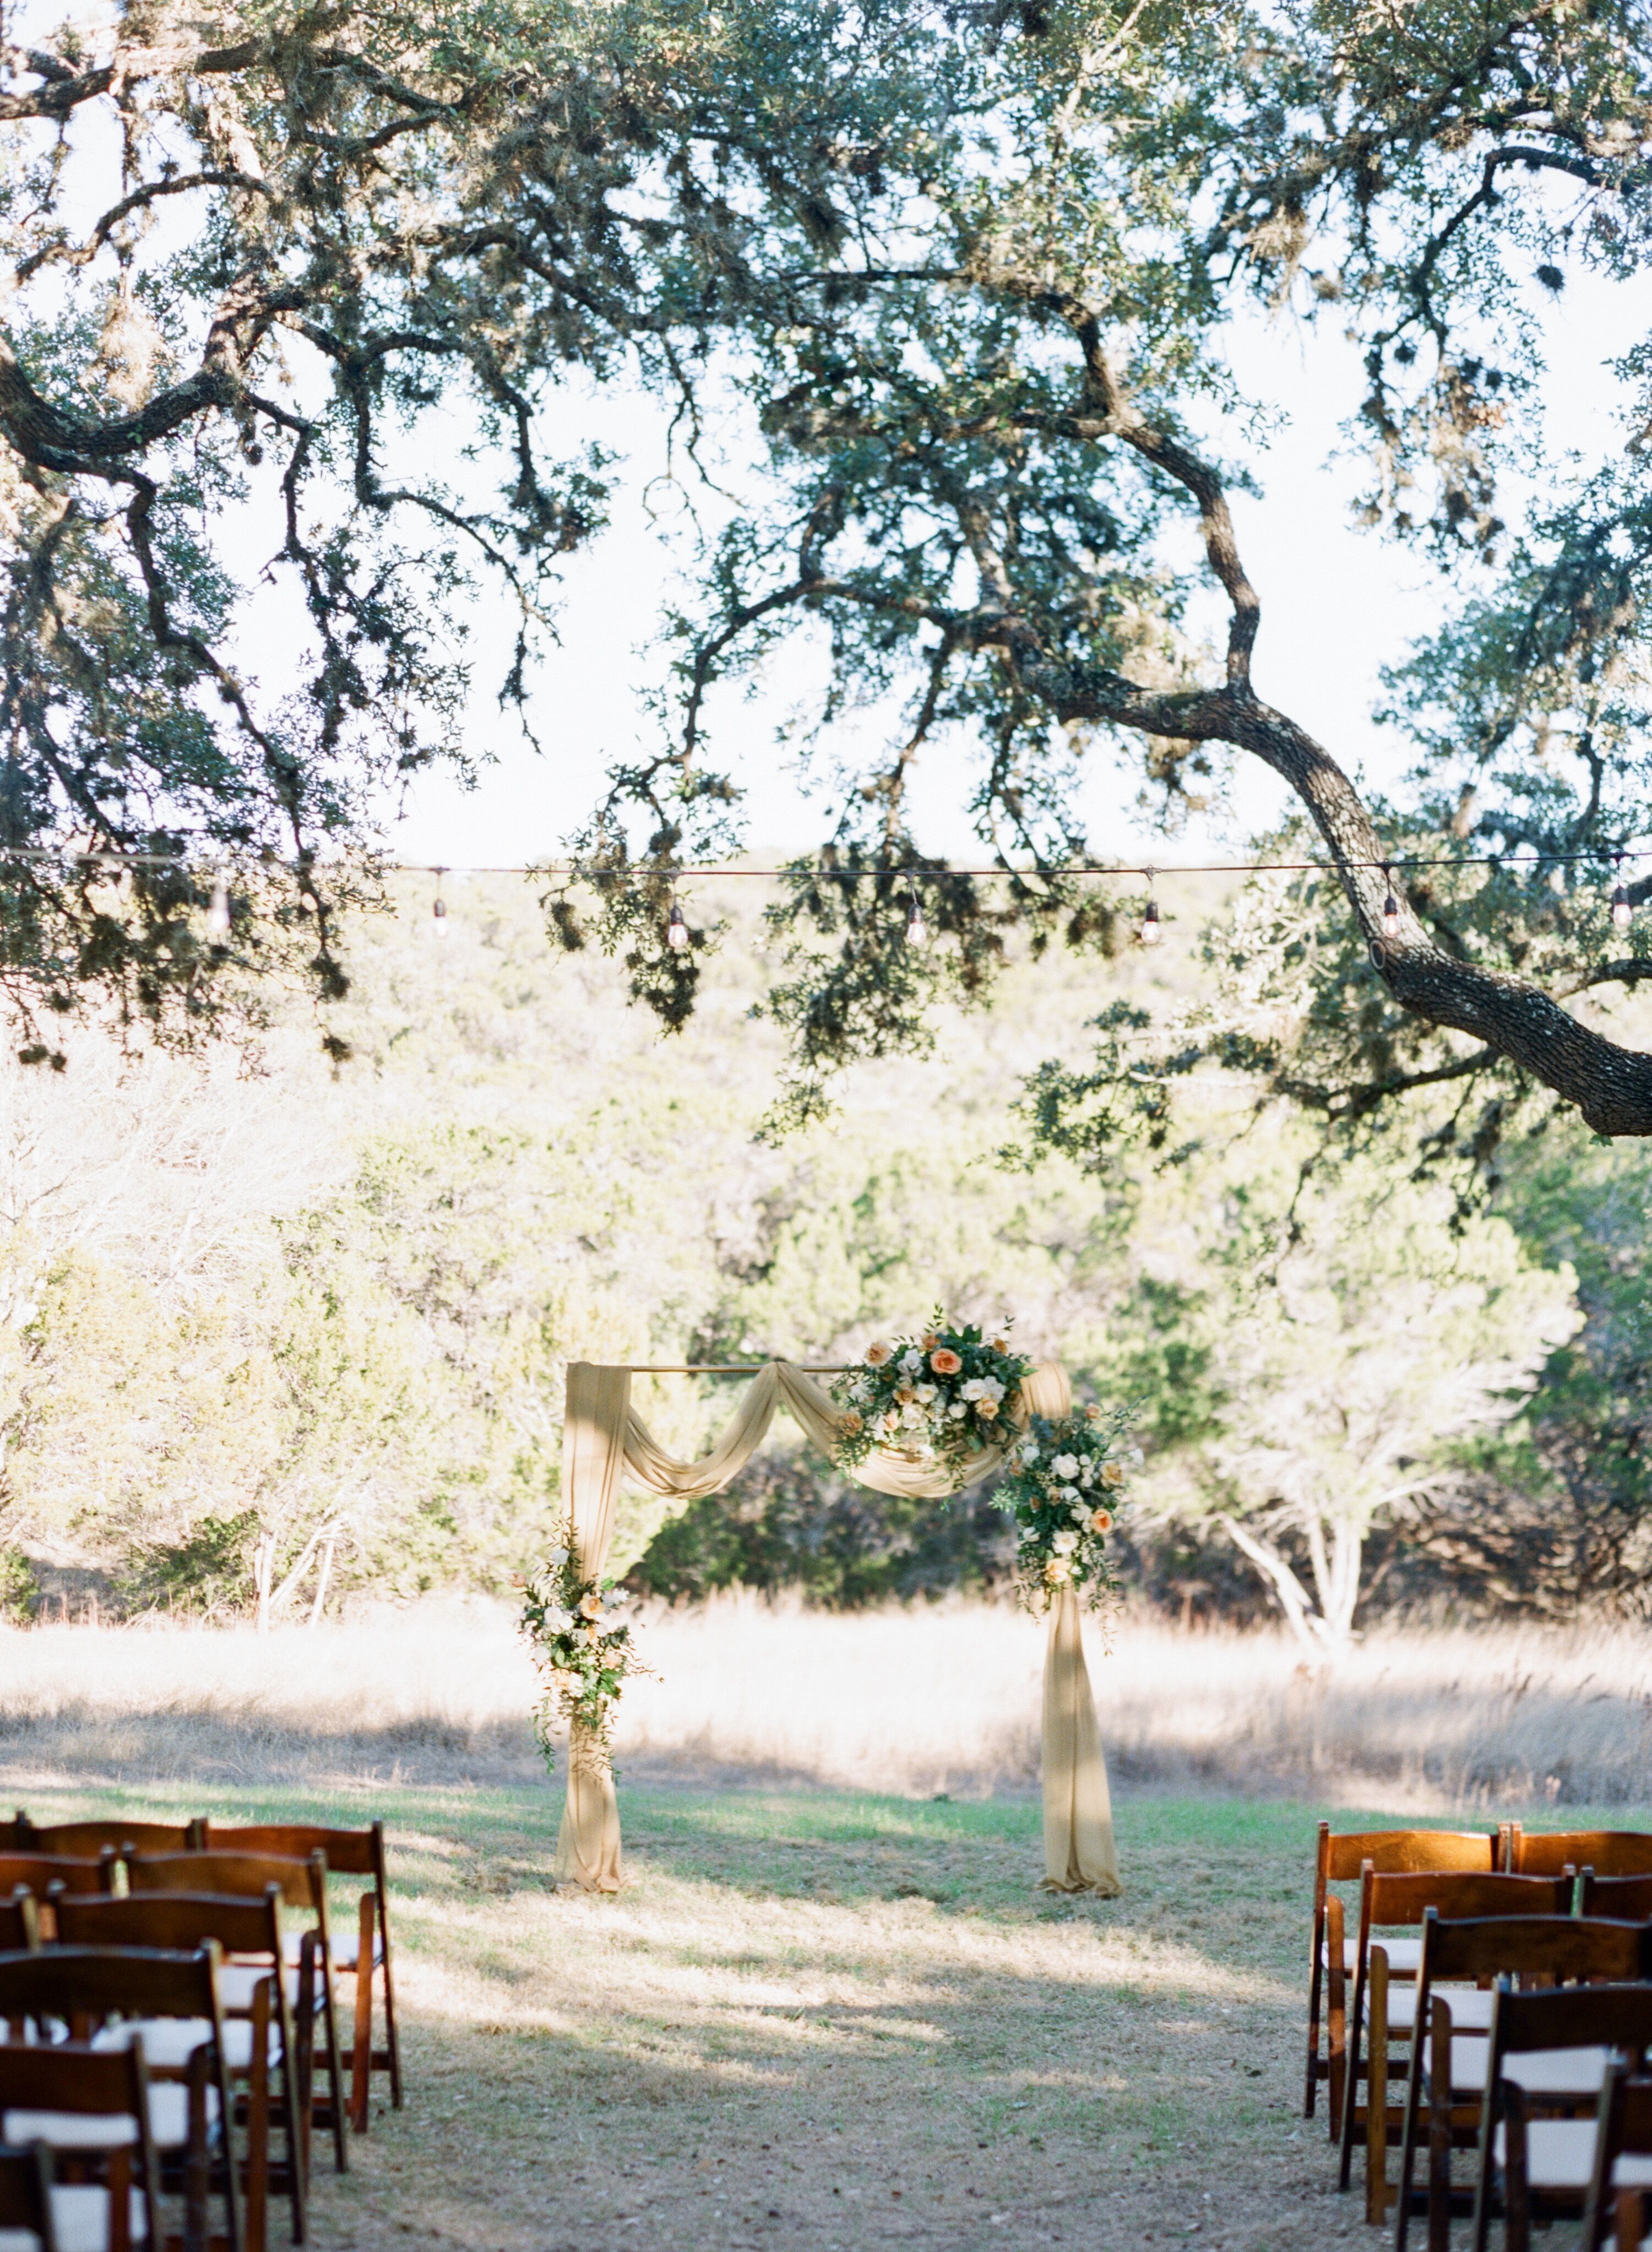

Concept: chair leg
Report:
left=247, top=1987, right=270, bottom=2252
left=1427, top=2078, right=1452, bottom=2252
left=318, top=1946, right=349, bottom=2174
left=1338, top=1968, right=1367, bottom=2191
left=1504, top=2088, right=1530, bottom=2252
left=379, top=1903, right=403, bottom=2112
left=185, top=2048, right=210, bottom=2252
left=1367, top=1953, right=1389, bottom=2227
left=351, top=1893, right=374, bottom=2135
left=1393, top=2028, right=1425, bottom=2252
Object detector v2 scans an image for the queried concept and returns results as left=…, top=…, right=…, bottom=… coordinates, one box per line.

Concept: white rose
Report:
left=980, top=1378, right=1006, bottom=1404
left=1059, top=1484, right=1079, bottom=1502
left=1051, top=1529, right=1079, bottom=1556
left=1052, top=1454, right=1080, bottom=1479
left=901, top=1348, right=923, bottom=1372
left=1070, top=1500, right=1092, bottom=1526
left=548, top=1547, right=570, bottom=1567
left=901, top=1402, right=926, bottom=1427
left=1078, top=1461, right=1094, bottom=1486
left=949, top=1401, right=970, bottom=1419
left=915, top=1383, right=938, bottom=1404
left=960, top=1377, right=986, bottom=1401
left=1019, top=1439, right=1039, bottom=1462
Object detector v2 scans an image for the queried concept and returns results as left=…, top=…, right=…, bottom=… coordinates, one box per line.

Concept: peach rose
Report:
left=840, top=1410, right=863, bottom=1436
left=894, top=1385, right=916, bottom=1404
left=922, top=1331, right=941, bottom=1350
left=991, top=1336, right=1010, bottom=1353
left=1090, top=1508, right=1113, bottom=1533
left=930, top=1348, right=963, bottom=1375
left=976, top=1396, right=998, bottom=1417
left=864, top=1341, right=894, bottom=1366
left=578, top=1591, right=603, bottom=1620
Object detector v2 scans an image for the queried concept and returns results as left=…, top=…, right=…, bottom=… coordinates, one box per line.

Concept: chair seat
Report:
left=1434, top=2042, right=1613, bottom=2100
left=1494, top=2117, right=1597, bottom=2190
left=1384, top=1984, right=1496, bottom=2036
left=0, top=2229, right=41, bottom=2251
left=1617, top=2156, right=1652, bottom=2189
left=50, top=2184, right=148, bottom=2252
left=6, top=2083, right=219, bottom=2153
left=281, top=1928, right=382, bottom=1972
left=1324, top=1935, right=1422, bottom=1975
left=215, top=1963, right=302, bottom=2012
left=92, top=2017, right=279, bottom=2072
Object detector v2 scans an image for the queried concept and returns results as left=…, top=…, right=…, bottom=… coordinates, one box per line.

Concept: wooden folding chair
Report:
left=1580, top=2062, right=1652, bottom=2252
left=0, top=1864, right=112, bottom=1945
left=128, top=1858, right=344, bottom=2180
left=1307, top=1826, right=1501, bottom=2136
left=0, top=1946, right=239, bottom=2252
left=1466, top=1974, right=1652, bottom=2252
left=1338, top=1869, right=1567, bottom=2209
left=54, top=1893, right=308, bottom=2251
left=24, top=1826, right=198, bottom=1863
left=0, top=1815, right=34, bottom=1854
left=0, top=2041, right=161, bottom=2252
left=196, top=1824, right=402, bottom=2130
left=1389, top=1913, right=1652, bottom=2251
left=0, top=2141, right=58, bottom=2252
left=1508, top=1830, right=1652, bottom=1880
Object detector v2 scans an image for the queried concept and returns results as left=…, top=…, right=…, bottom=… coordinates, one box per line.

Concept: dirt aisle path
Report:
left=295, top=1787, right=1362, bottom=2252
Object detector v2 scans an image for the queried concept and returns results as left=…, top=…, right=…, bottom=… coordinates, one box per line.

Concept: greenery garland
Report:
left=830, top=1314, right=1034, bottom=1493
left=996, top=1406, right=1139, bottom=1614
left=517, top=1531, right=653, bottom=1767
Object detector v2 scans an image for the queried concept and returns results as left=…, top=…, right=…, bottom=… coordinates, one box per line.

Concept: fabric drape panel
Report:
left=1040, top=1582, right=1122, bottom=1895
left=553, top=1362, right=633, bottom=1891
left=553, top=1355, right=1120, bottom=1896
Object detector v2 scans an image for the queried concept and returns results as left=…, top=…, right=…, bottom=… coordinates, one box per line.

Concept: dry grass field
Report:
left=2, top=1602, right=1648, bottom=2251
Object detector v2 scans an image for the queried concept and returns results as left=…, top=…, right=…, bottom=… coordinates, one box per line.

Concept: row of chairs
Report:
left=0, top=1813, right=406, bottom=2252
left=1305, top=1821, right=1652, bottom=2246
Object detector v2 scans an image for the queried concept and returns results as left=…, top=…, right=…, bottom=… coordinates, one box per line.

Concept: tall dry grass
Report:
left=1, top=1594, right=1649, bottom=1808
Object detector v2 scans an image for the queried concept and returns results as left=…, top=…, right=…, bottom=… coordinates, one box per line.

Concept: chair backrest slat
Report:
left=1582, top=2064, right=1652, bottom=2252
left=25, top=1821, right=195, bottom=1860
left=1324, top=1827, right=1497, bottom=1881
left=128, top=1852, right=324, bottom=1911
left=198, top=1821, right=380, bottom=1879
left=56, top=1890, right=281, bottom=1962
left=1582, top=1871, right=1652, bottom=1921
left=0, top=1942, right=219, bottom=2026
left=1491, top=1979, right=1652, bottom=2055
left=1366, top=1869, right=1569, bottom=1930
left=0, top=1855, right=110, bottom=1898
left=1510, top=1828, right=1652, bottom=1879
left=1422, top=1912, right=1652, bottom=1990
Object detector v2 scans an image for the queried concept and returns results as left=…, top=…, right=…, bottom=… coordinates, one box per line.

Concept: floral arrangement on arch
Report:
left=830, top=1314, right=1035, bottom=1491
left=996, top=1404, right=1140, bottom=1613
left=516, top=1529, right=653, bottom=1766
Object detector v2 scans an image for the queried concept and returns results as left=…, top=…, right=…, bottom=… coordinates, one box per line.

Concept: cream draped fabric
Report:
left=552, top=1358, right=1120, bottom=1896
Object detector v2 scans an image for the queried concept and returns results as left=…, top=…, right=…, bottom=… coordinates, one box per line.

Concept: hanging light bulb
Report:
left=1139, top=871, right=1161, bottom=946
left=1382, top=866, right=1401, bottom=942
left=905, top=886, right=929, bottom=947
left=205, top=878, right=231, bottom=941
left=1612, top=856, right=1633, bottom=933
left=667, top=897, right=689, bottom=951
left=432, top=870, right=449, bottom=938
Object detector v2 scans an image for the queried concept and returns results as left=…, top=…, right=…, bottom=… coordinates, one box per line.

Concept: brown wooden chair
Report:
left=1338, top=1869, right=1567, bottom=2208
left=0, top=2142, right=58, bottom=2252
left=24, top=1826, right=198, bottom=1863
left=0, top=2041, right=161, bottom=2252
left=0, top=1863, right=112, bottom=1944
left=197, top=1822, right=403, bottom=2130
left=54, top=1892, right=308, bottom=2252
left=0, top=1815, right=34, bottom=1854
left=1508, top=1830, right=1652, bottom=1880
left=1466, top=1979, right=1652, bottom=2252
left=0, top=1946, right=238, bottom=2252
left=128, top=1857, right=345, bottom=2179
left=1307, top=1826, right=1501, bottom=2136
left=1389, top=1914, right=1652, bottom=2251
left=1580, top=2062, right=1652, bottom=2252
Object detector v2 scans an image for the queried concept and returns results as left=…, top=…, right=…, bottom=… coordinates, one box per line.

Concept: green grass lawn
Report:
left=17, top=1773, right=1644, bottom=2250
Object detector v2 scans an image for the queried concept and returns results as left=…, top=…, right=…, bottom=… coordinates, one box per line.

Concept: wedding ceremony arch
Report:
left=554, top=1357, right=1121, bottom=1897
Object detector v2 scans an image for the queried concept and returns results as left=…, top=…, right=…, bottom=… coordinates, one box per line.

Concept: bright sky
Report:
left=377, top=268, right=1637, bottom=882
